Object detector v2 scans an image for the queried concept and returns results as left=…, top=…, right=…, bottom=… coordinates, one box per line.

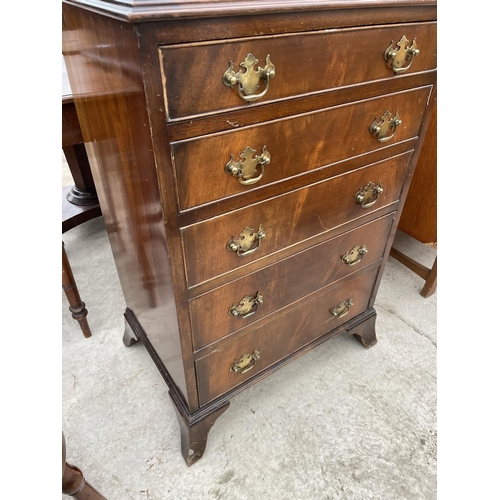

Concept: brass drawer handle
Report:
left=230, top=350, right=260, bottom=374
left=330, top=299, right=353, bottom=319
left=370, top=110, right=402, bottom=143
left=229, top=292, right=264, bottom=319
left=384, top=36, right=419, bottom=74
left=355, top=180, right=384, bottom=209
left=223, top=53, right=276, bottom=102
left=227, top=224, right=266, bottom=257
left=342, top=244, right=368, bottom=266
left=225, top=146, right=271, bottom=185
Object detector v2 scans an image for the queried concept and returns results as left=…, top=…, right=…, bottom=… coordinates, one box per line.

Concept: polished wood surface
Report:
left=172, top=87, right=431, bottom=211
left=196, top=265, right=380, bottom=405
left=62, top=64, right=101, bottom=338
left=177, top=140, right=420, bottom=230
left=62, top=0, right=437, bottom=22
left=348, top=310, right=378, bottom=348
left=63, top=0, right=437, bottom=465
left=182, top=152, right=411, bottom=287
left=190, top=213, right=395, bottom=350
left=161, top=22, right=436, bottom=120
left=62, top=62, right=101, bottom=223
left=63, top=6, right=190, bottom=403
left=62, top=100, right=84, bottom=147
left=167, top=73, right=435, bottom=145
left=63, top=186, right=102, bottom=234
left=171, top=393, right=229, bottom=466
left=390, top=101, right=436, bottom=297
left=398, top=105, right=437, bottom=244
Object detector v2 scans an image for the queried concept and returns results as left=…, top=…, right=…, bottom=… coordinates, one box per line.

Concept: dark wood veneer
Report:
left=181, top=152, right=411, bottom=287
left=63, top=0, right=436, bottom=465
left=185, top=201, right=402, bottom=300
left=398, top=104, right=437, bottom=244
left=190, top=213, right=395, bottom=350
left=172, top=86, right=431, bottom=211
left=63, top=5, right=191, bottom=406
left=178, top=141, right=419, bottom=227
left=166, top=71, right=436, bottom=142
left=150, top=6, right=437, bottom=46
left=63, top=0, right=437, bottom=23
left=161, top=22, right=436, bottom=120
left=196, top=265, right=380, bottom=405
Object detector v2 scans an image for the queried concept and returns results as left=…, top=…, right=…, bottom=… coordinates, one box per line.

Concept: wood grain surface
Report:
left=62, top=4, right=190, bottom=403
left=161, top=22, right=436, bottom=120
left=62, top=0, right=437, bottom=23
left=63, top=0, right=437, bottom=450
left=182, top=151, right=412, bottom=286
left=397, top=104, right=437, bottom=243
left=172, top=86, right=431, bottom=211
left=190, top=212, right=395, bottom=350
left=196, top=265, right=380, bottom=405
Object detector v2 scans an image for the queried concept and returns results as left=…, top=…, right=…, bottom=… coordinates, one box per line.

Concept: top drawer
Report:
left=159, top=22, right=437, bottom=121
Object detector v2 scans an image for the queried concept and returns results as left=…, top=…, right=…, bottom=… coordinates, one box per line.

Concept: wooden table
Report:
left=62, top=59, right=103, bottom=337
left=62, top=58, right=101, bottom=233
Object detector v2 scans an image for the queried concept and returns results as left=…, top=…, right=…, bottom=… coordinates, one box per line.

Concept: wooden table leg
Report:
left=420, top=257, right=437, bottom=298
left=62, top=93, right=99, bottom=207
left=63, top=432, right=107, bottom=499
left=62, top=242, right=92, bottom=338
left=63, top=144, right=99, bottom=206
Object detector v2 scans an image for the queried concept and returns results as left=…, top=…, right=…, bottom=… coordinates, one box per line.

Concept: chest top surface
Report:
left=62, top=0, right=437, bottom=21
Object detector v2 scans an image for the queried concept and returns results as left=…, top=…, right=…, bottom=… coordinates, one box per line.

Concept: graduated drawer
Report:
left=160, top=22, right=437, bottom=121
left=190, top=212, right=395, bottom=350
left=181, top=151, right=411, bottom=287
left=172, top=86, right=431, bottom=211
left=196, top=265, right=380, bottom=406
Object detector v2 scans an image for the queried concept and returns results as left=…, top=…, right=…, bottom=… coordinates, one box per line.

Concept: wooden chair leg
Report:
left=62, top=242, right=92, bottom=338
left=63, top=433, right=107, bottom=499
left=420, top=257, right=437, bottom=298
left=389, top=247, right=437, bottom=299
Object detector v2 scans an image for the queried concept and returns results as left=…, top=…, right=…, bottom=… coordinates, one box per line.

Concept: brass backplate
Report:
left=229, top=292, right=264, bottom=319
left=384, top=35, right=419, bottom=73
left=227, top=224, right=266, bottom=256
left=342, top=244, right=368, bottom=266
left=225, top=146, right=271, bottom=185
left=223, top=53, right=276, bottom=101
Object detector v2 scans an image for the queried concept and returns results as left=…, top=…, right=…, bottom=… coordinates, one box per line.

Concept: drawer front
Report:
left=196, top=266, right=379, bottom=406
left=190, top=212, right=395, bottom=350
left=182, top=151, right=411, bottom=287
left=160, top=22, right=437, bottom=120
left=173, top=86, right=431, bottom=211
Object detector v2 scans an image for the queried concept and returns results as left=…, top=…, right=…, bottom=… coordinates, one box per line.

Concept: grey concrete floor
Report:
left=62, top=159, right=437, bottom=500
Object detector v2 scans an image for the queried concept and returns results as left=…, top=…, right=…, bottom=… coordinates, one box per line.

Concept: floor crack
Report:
left=376, top=303, right=437, bottom=347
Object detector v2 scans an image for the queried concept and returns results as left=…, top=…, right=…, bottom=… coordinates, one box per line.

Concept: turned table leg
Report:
left=62, top=242, right=91, bottom=338
left=62, top=433, right=106, bottom=499
left=347, top=312, right=378, bottom=348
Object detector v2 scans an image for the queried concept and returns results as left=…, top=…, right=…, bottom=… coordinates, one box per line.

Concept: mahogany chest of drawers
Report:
left=62, top=0, right=437, bottom=466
